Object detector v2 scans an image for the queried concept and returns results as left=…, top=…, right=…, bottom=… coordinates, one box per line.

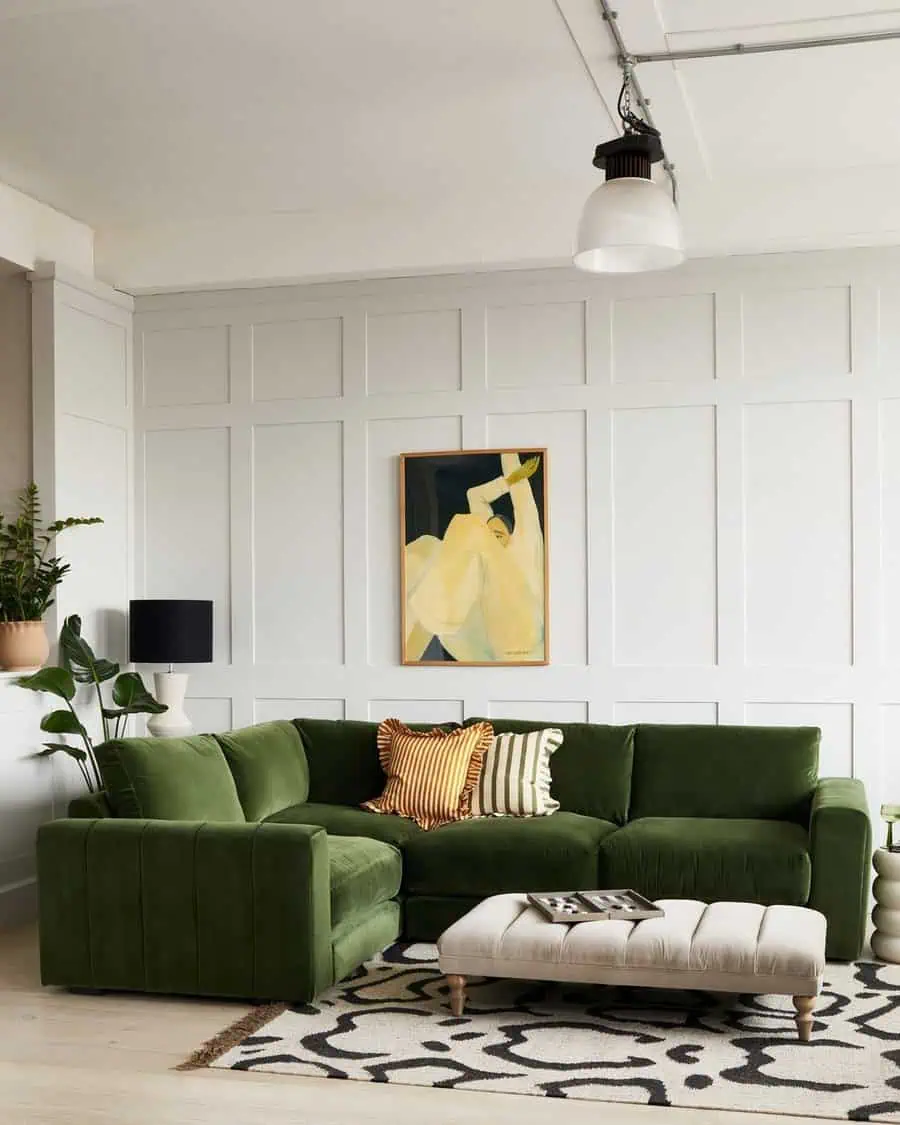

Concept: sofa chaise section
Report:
left=38, top=817, right=401, bottom=1001
left=39, top=723, right=403, bottom=1001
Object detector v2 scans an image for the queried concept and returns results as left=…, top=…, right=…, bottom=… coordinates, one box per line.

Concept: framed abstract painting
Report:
left=400, top=448, right=549, bottom=666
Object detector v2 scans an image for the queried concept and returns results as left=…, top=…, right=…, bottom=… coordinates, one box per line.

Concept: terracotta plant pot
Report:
left=0, top=620, right=50, bottom=672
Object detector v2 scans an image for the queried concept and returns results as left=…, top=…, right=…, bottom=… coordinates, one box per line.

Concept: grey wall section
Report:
left=0, top=270, right=32, bottom=509
left=0, top=266, right=38, bottom=931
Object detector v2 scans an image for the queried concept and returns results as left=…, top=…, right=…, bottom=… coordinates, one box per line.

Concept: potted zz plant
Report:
left=18, top=616, right=167, bottom=793
left=0, top=483, right=102, bottom=671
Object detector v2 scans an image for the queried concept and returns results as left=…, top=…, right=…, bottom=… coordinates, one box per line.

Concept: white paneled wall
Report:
left=253, top=421, right=344, bottom=665
left=32, top=269, right=134, bottom=664
left=743, top=401, right=853, bottom=668
left=133, top=249, right=900, bottom=822
left=0, top=269, right=133, bottom=925
left=612, top=406, right=717, bottom=667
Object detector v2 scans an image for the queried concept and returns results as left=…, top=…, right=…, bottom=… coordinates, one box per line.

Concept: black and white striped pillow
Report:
left=471, top=728, right=563, bottom=817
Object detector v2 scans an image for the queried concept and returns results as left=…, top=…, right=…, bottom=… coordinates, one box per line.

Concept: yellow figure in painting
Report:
left=404, top=452, right=544, bottom=663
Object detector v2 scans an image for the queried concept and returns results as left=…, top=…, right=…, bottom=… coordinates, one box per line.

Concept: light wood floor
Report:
left=1, top=923, right=815, bottom=1125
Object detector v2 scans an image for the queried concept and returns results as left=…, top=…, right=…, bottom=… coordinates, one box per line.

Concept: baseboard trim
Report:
left=0, top=878, right=37, bottom=930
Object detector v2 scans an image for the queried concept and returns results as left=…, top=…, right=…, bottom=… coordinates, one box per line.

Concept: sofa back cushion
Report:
left=630, top=724, right=820, bottom=823
left=216, top=720, right=309, bottom=821
left=294, top=718, right=456, bottom=807
left=467, top=719, right=635, bottom=825
left=96, top=734, right=245, bottom=821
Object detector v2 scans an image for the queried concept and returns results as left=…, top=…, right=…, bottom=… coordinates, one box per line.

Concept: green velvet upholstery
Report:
left=332, top=901, right=402, bottom=982
left=328, top=836, right=402, bottom=925
left=37, top=818, right=401, bottom=1002
left=293, top=718, right=456, bottom=807
left=216, top=721, right=309, bottom=821
left=96, top=735, right=245, bottom=822
left=404, top=812, right=618, bottom=896
left=404, top=895, right=483, bottom=941
left=265, top=801, right=423, bottom=848
left=600, top=817, right=812, bottom=906
left=631, top=725, right=820, bottom=824
left=294, top=719, right=385, bottom=807
left=468, top=718, right=635, bottom=824
left=68, top=791, right=113, bottom=818
left=38, top=718, right=873, bottom=1004
left=808, top=778, right=872, bottom=960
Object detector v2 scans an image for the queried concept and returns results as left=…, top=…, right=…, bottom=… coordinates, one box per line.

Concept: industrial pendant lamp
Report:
left=574, top=70, right=684, bottom=274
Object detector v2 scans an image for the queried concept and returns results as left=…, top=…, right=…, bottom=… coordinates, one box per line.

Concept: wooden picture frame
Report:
left=400, top=448, right=549, bottom=666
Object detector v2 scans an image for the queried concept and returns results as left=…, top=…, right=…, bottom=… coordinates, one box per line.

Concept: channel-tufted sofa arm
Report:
left=807, top=777, right=871, bottom=960
left=37, top=818, right=333, bottom=1001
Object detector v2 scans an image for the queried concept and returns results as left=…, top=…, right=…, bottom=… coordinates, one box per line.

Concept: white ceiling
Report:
left=0, top=0, right=608, bottom=224
left=646, top=0, right=900, bottom=177
left=0, top=0, right=898, bottom=289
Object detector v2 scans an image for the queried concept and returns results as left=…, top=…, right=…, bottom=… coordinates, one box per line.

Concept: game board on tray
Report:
left=526, top=889, right=665, bottom=924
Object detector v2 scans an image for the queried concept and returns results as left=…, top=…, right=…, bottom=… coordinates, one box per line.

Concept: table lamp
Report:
left=129, top=599, right=213, bottom=737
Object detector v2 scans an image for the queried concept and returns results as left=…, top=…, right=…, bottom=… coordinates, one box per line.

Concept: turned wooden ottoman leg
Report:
left=793, top=995, right=815, bottom=1042
left=447, top=974, right=467, bottom=1016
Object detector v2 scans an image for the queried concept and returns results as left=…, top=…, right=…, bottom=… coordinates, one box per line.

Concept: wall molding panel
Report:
left=0, top=269, right=135, bottom=923
left=133, top=249, right=900, bottom=817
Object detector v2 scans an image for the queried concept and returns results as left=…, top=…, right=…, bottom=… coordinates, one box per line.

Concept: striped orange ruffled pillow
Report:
left=363, top=718, right=493, bottom=830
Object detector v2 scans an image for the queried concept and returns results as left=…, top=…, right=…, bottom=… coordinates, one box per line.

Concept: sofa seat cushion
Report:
left=96, top=734, right=244, bottom=822
left=265, top=802, right=423, bottom=849
left=216, top=721, right=309, bottom=821
left=404, top=812, right=618, bottom=897
left=600, top=818, right=811, bottom=906
left=328, top=836, right=402, bottom=927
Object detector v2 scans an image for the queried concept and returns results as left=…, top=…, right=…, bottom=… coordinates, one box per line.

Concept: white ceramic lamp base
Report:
left=147, top=671, right=193, bottom=738
left=872, top=848, right=900, bottom=964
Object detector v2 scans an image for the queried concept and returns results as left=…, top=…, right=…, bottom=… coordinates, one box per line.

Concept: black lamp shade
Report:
left=129, top=600, right=213, bottom=664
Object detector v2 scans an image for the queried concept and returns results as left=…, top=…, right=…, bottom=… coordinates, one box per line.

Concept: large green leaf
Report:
left=36, top=741, right=87, bottom=761
left=40, top=709, right=85, bottom=736
left=90, top=658, right=119, bottom=681
left=17, top=666, right=76, bottom=701
left=59, top=615, right=119, bottom=684
left=111, top=671, right=156, bottom=707
left=106, top=671, right=168, bottom=715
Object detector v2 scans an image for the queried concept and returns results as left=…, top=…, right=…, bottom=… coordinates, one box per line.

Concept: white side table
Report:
left=872, top=848, right=900, bottom=963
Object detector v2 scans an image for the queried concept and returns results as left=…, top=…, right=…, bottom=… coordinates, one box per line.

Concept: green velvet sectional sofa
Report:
left=37, top=717, right=872, bottom=1005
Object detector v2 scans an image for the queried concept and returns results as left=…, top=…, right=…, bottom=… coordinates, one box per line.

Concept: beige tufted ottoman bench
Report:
left=437, top=895, right=827, bottom=1042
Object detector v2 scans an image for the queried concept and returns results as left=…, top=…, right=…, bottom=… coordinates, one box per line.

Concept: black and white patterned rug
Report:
left=207, top=944, right=900, bottom=1121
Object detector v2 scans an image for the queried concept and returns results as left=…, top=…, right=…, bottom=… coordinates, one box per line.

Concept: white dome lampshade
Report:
left=574, top=133, right=685, bottom=274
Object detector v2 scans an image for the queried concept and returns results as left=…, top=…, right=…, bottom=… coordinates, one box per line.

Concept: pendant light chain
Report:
left=617, top=64, right=660, bottom=141
left=598, top=2, right=678, bottom=204
left=618, top=64, right=635, bottom=128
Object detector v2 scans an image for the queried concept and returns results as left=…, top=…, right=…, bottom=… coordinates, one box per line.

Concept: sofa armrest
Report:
left=37, top=819, right=333, bottom=1002
left=68, top=791, right=113, bottom=818
left=807, top=777, right=871, bottom=960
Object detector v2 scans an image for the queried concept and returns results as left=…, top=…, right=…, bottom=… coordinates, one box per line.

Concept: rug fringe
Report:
left=175, top=1001, right=287, bottom=1071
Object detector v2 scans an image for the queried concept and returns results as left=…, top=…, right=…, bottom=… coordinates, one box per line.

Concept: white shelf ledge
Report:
left=0, top=669, right=39, bottom=682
